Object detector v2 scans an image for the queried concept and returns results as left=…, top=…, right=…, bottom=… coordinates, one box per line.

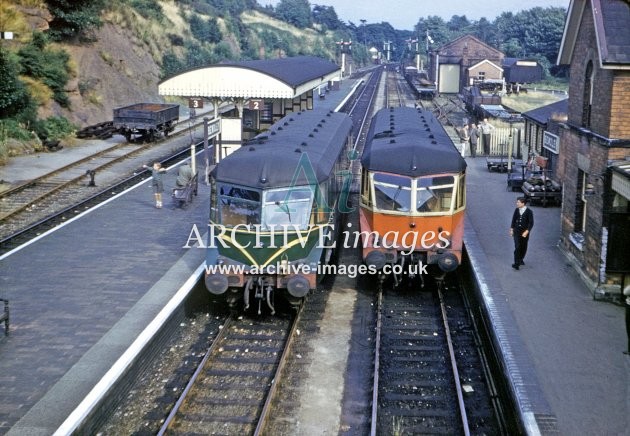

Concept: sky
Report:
left=262, top=0, right=571, bottom=30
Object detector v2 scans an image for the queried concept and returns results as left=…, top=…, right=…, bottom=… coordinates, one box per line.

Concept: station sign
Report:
left=543, top=131, right=559, bottom=154
left=188, top=97, right=204, bottom=109
left=247, top=99, right=265, bottom=110
left=207, top=117, right=221, bottom=139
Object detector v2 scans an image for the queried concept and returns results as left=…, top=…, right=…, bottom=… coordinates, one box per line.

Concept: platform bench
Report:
left=0, top=298, right=8, bottom=336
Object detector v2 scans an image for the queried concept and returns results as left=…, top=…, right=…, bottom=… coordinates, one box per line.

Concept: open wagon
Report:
left=113, top=103, right=179, bottom=142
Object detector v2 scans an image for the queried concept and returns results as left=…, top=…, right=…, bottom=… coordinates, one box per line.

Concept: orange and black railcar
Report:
left=359, top=106, right=466, bottom=276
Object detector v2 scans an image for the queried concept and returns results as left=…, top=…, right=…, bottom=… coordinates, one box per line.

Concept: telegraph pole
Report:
left=360, top=19, right=367, bottom=47
left=383, top=41, right=393, bottom=63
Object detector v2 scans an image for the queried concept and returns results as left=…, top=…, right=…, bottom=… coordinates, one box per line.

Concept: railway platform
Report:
left=0, top=76, right=360, bottom=435
left=0, top=168, right=210, bottom=435
left=463, top=155, right=629, bottom=435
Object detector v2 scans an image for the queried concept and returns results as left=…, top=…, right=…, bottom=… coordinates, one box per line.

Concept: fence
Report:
left=472, top=126, right=524, bottom=157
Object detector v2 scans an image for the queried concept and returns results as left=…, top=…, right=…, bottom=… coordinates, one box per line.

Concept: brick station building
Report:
left=556, top=0, right=630, bottom=296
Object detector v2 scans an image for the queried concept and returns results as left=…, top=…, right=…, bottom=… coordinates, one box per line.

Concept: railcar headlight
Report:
left=205, top=274, right=229, bottom=295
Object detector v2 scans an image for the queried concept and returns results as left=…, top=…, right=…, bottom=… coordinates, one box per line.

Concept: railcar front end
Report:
left=359, top=170, right=465, bottom=275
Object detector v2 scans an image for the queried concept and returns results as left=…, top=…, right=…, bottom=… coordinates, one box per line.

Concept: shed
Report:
left=502, top=58, right=543, bottom=83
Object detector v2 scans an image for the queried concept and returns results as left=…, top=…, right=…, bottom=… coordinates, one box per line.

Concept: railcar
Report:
left=204, top=110, right=353, bottom=313
left=359, top=106, right=466, bottom=280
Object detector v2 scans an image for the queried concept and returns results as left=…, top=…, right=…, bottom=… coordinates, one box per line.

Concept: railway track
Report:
left=365, top=69, right=506, bottom=434
left=0, top=118, right=210, bottom=247
left=370, top=275, right=503, bottom=434
left=157, top=307, right=302, bottom=435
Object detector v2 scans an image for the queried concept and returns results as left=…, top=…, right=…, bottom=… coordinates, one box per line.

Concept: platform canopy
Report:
left=158, top=56, right=341, bottom=99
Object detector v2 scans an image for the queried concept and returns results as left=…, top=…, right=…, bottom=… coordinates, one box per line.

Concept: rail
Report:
left=157, top=309, right=300, bottom=435
left=437, top=282, right=471, bottom=435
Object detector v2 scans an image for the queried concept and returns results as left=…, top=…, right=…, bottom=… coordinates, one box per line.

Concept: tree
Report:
left=501, top=38, right=524, bottom=57
left=161, top=51, right=184, bottom=79
left=275, top=0, right=312, bottom=28
left=472, top=17, right=496, bottom=45
left=447, top=15, right=471, bottom=33
left=0, top=49, right=31, bottom=119
left=190, top=15, right=222, bottom=43
left=208, top=0, right=256, bottom=16
left=415, top=16, right=449, bottom=48
left=313, top=5, right=342, bottom=30
left=207, top=18, right=223, bottom=43
left=496, top=7, right=566, bottom=65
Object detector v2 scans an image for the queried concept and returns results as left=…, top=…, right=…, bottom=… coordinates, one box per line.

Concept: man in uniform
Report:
left=509, top=197, right=534, bottom=270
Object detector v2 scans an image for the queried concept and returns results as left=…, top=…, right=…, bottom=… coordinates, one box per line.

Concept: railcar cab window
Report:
left=416, top=176, right=455, bottom=213
left=373, top=173, right=412, bottom=212
left=370, top=173, right=457, bottom=215
left=217, top=184, right=261, bottom=226
left=262, top=187, right=313, bottom=230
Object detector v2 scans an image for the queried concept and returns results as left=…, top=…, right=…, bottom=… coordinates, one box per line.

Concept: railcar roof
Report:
left=212, top=110, right=352, bottom=189
left=361, top=106, right=466, bottom=177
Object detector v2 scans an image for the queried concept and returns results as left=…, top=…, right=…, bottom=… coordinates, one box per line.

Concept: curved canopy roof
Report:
left=211, top=110, right=352, bottom=189
left=361, top=107, right=466, bottom=177
left=158, top=56, right=341, bottom=98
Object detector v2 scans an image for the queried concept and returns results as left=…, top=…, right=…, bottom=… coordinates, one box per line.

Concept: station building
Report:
left=158, top=56, right=341, bottom=160
left=427, top=35, right=504, bottom=93
left=521, top=99, right=569, bottom=177
left=427, top=35, right=544, bottom=94
left=556, top=0, right=630, bottom=296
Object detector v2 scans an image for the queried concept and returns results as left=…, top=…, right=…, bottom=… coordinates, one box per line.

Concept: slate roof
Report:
left=558, top=0, right=630, bottom=67
left=596, top=0, right=630, bottom=65
left=361, top=107, right=466, bottom=177
left=219, top=56, right=341, bottom=87
left=437, top=34, right=504, bottom=58
left=158, top=56, right=341, bottom=98
left=521, top=99, right=569, bottom=125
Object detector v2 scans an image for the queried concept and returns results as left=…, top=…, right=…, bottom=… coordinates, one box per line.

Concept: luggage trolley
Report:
left=172, top=173, right=198, bottom=208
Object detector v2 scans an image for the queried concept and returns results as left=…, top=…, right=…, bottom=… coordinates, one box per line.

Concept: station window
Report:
left=574, top=170, right=587, bottom=233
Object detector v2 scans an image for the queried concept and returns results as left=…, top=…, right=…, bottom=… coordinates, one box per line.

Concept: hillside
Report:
left=5, top=1, right=342, bottom=129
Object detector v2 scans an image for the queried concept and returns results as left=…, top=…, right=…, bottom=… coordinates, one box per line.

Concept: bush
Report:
left=45, top=0, right=105, bottom=40
left=0, top=119, right=34, bottom=142
left=168, top=33, right=185, bottom=46
left=190, top=15, right=222, bottom=44
left=0, top=48, right=33, bottom=119
left=130, top=0, right=164, bottom=21
left=18, top=32, right=71, bottom=107
left=33, top=116, right=76, bottom=141
left=161, top=51, right=185, bottom=79
left=0, top=119, right=41, bottom=164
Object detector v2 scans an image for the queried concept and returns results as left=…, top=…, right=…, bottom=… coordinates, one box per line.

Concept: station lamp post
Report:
left=336, top=40, right=352, bottom=77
